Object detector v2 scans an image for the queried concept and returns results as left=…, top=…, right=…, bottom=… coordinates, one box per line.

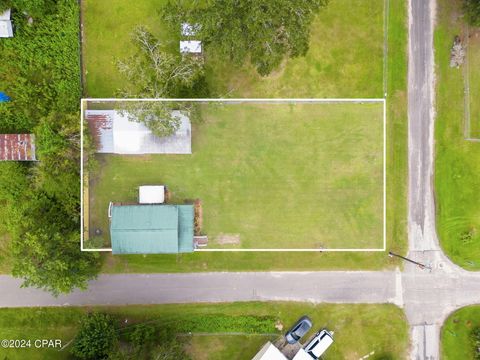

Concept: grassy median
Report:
left=0, top=302, right=408, bottom=360
left=434, top=0, right=480, bottom=270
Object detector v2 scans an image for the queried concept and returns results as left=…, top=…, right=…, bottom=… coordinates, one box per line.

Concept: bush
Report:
left=464, top=0, right=480, bottom=26
left=71, top=313, right=118, bottom=360
left=128, top=323, right=156, bottom=348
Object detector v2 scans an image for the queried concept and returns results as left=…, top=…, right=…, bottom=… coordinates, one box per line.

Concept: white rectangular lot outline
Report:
left=80, top=98, right=387, bottom=252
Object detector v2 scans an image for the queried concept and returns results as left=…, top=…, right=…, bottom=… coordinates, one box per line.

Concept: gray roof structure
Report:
left=85, top=110, right=191, bottom=155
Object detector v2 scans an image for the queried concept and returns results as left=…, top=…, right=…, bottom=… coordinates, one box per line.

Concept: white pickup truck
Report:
left=292, top=330, right=334, bottom=360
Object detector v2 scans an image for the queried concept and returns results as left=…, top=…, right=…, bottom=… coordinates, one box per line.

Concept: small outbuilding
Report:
left=180, top=40, right=202, bottom=54
left=252, top=342, right=287, bottom=360
left=181, top=23, right=200, bottom=36
left=110, top=204, right=194, bottom=254
left=85, top=110, right=192, bottom=154
left=0, top=9, right=13, bottom=38
left=139, top=185, right=165, bottom=204
left=0, top=134, right=36, bottom=161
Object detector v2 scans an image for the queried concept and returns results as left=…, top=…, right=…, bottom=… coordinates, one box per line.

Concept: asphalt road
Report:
left=408, top=0, right=438, bottom=253
left=0, top=272, right=398, bottom=307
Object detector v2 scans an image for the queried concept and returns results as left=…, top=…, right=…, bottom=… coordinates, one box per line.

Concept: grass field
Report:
left=434, top=0, right=480, bottom=270
left=85, top=0, right=408, bottom=272
left=0, top=302, right=408, bottom=360
left=88, top=102, right=384, bottom=250
left=467, top=28, right=480, bottom=138
left=82, top=0, right=384, bottom=98
left=441, top=305, right=480, bottom=359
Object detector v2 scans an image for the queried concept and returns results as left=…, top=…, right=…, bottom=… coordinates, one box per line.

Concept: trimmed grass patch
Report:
left=0, top=303, right=408, bottom=360
left=441, top=305, right=480, bottom=359
left=89, top=102, right=384, bottom=250
left=83, top=0, right=384, bottom=98
left=435, top=0, right=480, bottom=270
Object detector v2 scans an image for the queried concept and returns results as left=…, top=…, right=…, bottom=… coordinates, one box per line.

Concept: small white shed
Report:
left=180, top=40, right=202, bottom=54
left=0, top=9, right=13, bottom=38
left=139, top=186, right=165, bottom=204
left=181, top=23, right=200, bottom=36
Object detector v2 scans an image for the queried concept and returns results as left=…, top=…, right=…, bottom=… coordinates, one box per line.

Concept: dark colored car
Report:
left=285, top=316, right=313, bottom=344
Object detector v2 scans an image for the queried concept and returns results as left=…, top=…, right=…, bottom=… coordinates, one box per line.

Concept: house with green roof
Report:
left=110, top=204, right=194, bottom=254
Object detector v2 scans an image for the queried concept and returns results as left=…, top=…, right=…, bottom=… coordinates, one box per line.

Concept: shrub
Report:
left=71, top=313, right=118, bottom=360
left=471, top=327, right=480, bottom=359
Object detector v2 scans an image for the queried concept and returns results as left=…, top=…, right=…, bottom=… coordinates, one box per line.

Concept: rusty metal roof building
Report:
left=0, top=134, right=36, bottom=161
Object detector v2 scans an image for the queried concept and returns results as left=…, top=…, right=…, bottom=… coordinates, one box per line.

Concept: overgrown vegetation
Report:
left=464, top=0, right=480, bottom=26
left=0, top=1, right=99, bottom=293
left=116, top=26, right=206, bottom=137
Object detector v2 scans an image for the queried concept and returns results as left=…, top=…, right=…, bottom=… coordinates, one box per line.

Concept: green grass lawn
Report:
left=87, top=0, right=408, bottom=272
left=0, top=302, right=408, bottom=360
left=434, top=0, right=480, bottom=270
left=441, top=305, right=480, bottom=359
left=89, top=102, right=384, bottom=250
left=468, top=28, right=480, bottom=138
left=83, top=0, right=384, bottom=98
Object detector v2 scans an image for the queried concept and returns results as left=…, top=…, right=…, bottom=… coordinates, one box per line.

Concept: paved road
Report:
left=0, top=272, right=399, bottom=307
left=408, top=0, right=437, bottom=253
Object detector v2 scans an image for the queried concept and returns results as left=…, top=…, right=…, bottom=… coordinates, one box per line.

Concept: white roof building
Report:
left=181, top=23, right=200, bottom=36
left=291, top=349, right=313, bottom=360
left=85, top=110, right=192, bottom=154
left=0, top=9, right=13, bottom=38
left=252, top=342, right=288, bottom=360
left=139, top=186, right=165, bottom=204
left=180, top=40, right=202, bottom=54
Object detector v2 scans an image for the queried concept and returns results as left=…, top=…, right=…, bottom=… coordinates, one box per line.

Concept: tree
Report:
left=117, top=26, right=206, bottom=137
left=71, top=313, right=118, bottom=360
left=34, top=112, right=81, bottom=215
left=465, top=0, right=480, bottom=26
left=11, top=192, right=99, bottom=296
left=163, top=0, right=328, bottom=76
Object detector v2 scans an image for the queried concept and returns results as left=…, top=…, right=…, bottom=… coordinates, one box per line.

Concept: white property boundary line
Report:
left=80, top=98, right=387, bottom=253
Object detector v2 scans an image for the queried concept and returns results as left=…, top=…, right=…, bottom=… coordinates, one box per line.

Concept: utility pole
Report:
left=388, top=251, right=431, bottom=270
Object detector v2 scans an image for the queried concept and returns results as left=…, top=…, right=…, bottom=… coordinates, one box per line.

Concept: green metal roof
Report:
left=110, top=205, right=194, bottom=254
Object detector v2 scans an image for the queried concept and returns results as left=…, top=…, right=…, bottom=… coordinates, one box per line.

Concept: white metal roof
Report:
left=180, top=40, right=202, bottom=54
left=0, top=9, right=10, bottom=20
left=0, top=9, right=13, bottom=38
left=0, top=22, right=13, bottom=38
left=181, top=23, right=199, bottom=36
left=291, top=349, right=313, bottom=360
left=251, top=342, right=287, bottom=360
left=85, top=109, right=192, bottom=154
left=139, top=186, right=165, bottom=204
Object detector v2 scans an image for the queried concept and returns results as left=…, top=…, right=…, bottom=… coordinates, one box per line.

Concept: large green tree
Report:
left=10, top=192, right=99, bottom=296
left=163, top=0, right=328, bottom=76
left=117, top=26, right=205, bottom=137
left=465, top=0, right=480, bottom=26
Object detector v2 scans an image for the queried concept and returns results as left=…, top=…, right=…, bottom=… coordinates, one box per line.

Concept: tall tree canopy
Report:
left=0, top=1, right=100, bottom=295
left=465, top=0, right=480, bottom=26
left=117, top=26, right=205, bottom=137
left=163, top=0, right=328, bottom=76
